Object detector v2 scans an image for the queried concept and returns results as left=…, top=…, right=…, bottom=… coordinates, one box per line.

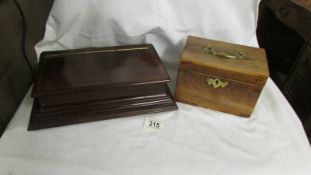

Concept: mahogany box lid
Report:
left=32, top=44, right=170, bottom=97
left=180, top=36, right=269, bottom=85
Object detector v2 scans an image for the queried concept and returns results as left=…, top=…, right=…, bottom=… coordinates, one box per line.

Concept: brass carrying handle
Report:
left=203, top=45, right=246, bottom=59
left=206, top=78, right=228, bottom=88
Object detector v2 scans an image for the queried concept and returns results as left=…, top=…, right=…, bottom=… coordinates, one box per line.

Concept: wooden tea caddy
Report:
left=175, top=36, right=269, bottom=117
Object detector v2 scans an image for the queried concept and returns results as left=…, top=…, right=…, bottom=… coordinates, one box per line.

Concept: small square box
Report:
left=175, top=36, right=269, bottom=117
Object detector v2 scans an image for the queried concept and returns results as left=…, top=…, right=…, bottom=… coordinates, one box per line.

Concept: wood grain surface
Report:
left=175, top=36, right=269, bottom=117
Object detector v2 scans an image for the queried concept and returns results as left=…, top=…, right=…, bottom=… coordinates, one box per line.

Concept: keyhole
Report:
left=215, top=79, right=219, bottom=86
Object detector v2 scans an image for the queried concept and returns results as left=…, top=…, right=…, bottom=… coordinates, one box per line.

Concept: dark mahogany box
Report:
left=29, top=44, right=177, bottom=130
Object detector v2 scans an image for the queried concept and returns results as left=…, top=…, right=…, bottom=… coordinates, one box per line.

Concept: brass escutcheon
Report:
left=206, top=78, right=228, bottom=88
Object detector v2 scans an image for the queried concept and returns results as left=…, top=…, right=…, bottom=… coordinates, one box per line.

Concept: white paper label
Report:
left=144, top=117, right=163, bottom=130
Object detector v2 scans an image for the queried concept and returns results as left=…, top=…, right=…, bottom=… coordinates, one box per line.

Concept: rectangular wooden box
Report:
left=175, top=36, right=269, bottom=117
left=29, top=44, right=177, bottom=130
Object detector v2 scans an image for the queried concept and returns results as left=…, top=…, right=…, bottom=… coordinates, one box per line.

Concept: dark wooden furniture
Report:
left=256, top=0, right=311, bottom=142
left=175, top=36, right=269, bottom=117
left=29, top=44, right=177, bottom=130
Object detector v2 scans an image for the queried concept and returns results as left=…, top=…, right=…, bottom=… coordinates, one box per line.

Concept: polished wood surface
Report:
left=181, top=36, right=269, bottom=85
left=39, top=83, right=166, bottom=106
left=29, top=45, right=177, bottom=130
left=29, top=85, right=177, bottom=130
left=175, top=36, right=269, bottom=117
left=32, top=44, right=170, bottom=97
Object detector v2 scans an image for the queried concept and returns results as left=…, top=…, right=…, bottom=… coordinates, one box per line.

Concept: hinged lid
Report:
left=180, top=36, right=269, bottom=85
left=32, top=44, right=170, bottom=97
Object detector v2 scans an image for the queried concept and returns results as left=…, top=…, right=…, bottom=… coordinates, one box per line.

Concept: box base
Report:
left=28, top=86, right=177, bottom=130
